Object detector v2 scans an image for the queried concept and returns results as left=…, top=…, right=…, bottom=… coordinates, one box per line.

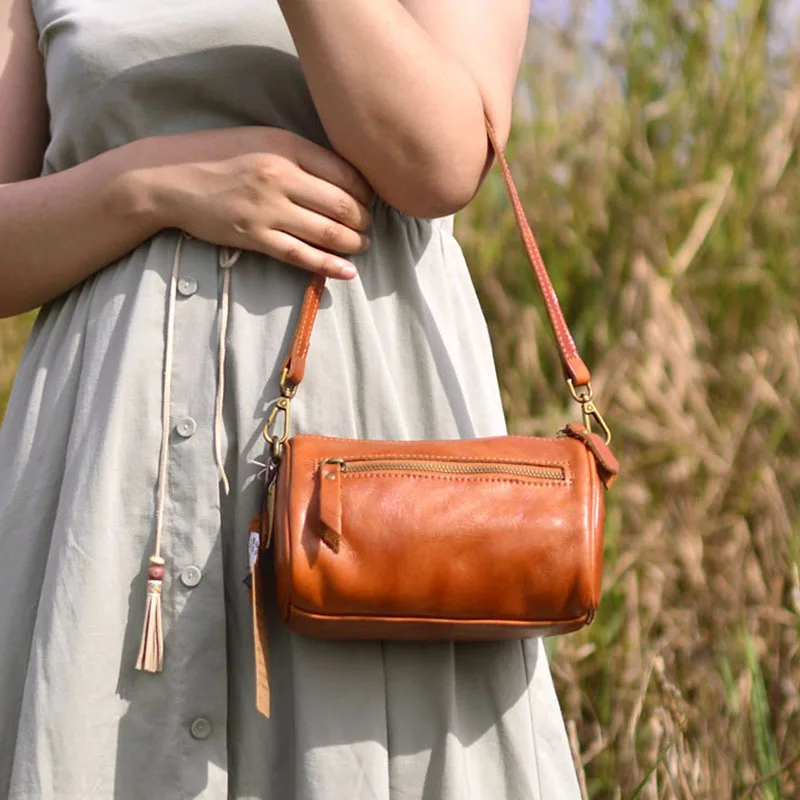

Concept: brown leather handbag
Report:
left=249, top=119, right=619, bottom=716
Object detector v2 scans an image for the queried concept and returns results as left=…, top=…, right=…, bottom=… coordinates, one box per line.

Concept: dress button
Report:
left=190, top=717, right=212, bottom=740
left=180, top=565, right=203, bottom=588
left=176, top=417, right=197, bottom=438
left=177, top=277, right=198, bottom=297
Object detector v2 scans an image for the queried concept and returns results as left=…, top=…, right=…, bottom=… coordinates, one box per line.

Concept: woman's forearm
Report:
left=0, top=124, right=383, bottom=317
left=278, top=0, right=491, bottom=218
left=0, top=140, right=161, bottom=318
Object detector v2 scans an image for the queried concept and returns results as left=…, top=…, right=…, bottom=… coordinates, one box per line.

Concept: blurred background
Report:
left=2, top=0, right=799, bottom=797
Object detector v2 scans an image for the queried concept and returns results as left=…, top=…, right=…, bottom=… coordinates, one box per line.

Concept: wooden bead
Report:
left=148, top=565, right=165, bottom=581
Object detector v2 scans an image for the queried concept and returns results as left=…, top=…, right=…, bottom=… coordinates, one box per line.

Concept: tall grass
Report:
left=0, top=312, right=33, bottom=415
left=2, top=1, right=799, bottom=796
left=457, top=0, right=800, bottom=796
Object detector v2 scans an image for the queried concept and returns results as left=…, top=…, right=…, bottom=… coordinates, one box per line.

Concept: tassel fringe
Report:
left=136, top=556, right=165, bottom=673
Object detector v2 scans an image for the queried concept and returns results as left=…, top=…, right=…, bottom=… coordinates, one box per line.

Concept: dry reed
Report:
left=458, top=1, right=800, bottom=797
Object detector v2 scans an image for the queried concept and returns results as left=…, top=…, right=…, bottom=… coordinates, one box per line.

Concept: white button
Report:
left=176, top=417, right=197, bottom=438
left=190, top=717, right=212, bottom=740
left=180, top=565, right=202, bottom=588
left=177, top=277, right=198, bottom=297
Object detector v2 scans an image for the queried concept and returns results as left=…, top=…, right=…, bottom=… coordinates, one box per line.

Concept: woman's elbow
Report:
left=0, top=280, right=41, bottom=319
left=378, top=147, right=490, bottom=219
left=0, top=300, right=35, bottom=320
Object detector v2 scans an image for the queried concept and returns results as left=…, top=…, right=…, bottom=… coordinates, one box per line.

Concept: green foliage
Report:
left=744, top=629, right=782, bottom=798
left=0, top=312, right=34, bottom=417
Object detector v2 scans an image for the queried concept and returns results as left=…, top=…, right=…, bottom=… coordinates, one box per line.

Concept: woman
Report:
left=0, top=0, right=582, bottom=797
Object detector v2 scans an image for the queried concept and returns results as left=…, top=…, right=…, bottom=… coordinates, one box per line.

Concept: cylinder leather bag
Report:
left=248, top=119, right=619, bottom=717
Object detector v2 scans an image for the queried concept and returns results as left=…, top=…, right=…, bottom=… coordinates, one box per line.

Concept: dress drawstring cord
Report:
left=136, top=233, right=240, bottom=673
left=215, top=246, right=240, bottom=496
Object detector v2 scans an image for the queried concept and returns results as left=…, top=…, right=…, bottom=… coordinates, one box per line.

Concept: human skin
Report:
left=277, top=0, right=529, bottom=216
left=0, top=0, right=529, bottom=319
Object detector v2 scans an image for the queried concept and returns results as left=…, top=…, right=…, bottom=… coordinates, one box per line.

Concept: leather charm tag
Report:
left=249, top=511, right=271, bottom=718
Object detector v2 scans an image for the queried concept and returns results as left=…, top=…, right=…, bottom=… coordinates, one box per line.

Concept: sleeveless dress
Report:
left=0, top=2, right=582, bottom=798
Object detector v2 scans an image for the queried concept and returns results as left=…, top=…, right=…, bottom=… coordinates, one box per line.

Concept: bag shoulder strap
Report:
left=483, top=119, right=590, bottom=386
left=272, top=117, right=609, bottom=442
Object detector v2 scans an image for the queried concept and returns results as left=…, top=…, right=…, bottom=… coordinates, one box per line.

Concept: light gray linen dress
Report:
left=0, top=1, right=582, bottom=798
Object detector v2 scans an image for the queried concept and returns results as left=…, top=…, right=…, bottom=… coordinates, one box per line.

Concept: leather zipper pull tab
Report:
left=319, top=459, right=342, bottom=553
left=264, top=478, right=277, bottom=550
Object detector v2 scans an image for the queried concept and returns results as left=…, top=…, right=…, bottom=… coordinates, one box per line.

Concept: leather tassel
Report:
left=136, top=556, right=166, bottom=673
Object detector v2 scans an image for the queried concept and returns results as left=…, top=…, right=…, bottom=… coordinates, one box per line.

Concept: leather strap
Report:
left=484, top=119, right=591, bottom=386
left=280, top=272, right=326, bottom=390
left=279, top=116, right=592, bottom=394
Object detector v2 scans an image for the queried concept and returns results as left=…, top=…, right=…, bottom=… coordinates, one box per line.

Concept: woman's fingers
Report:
left=276, top=203, right=371, bottom=256
left=293, top=137, right=375, bottom=207
left=287, top=174, right=373, bottom=233
left=153, top=126, right=375, bottom=280
left=261, top=230, right=359, bottom=280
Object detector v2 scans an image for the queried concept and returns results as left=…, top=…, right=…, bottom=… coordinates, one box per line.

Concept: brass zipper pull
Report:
left=264, top=480, right=277, bottom=551
left=263, top=454, right=282, bottom=550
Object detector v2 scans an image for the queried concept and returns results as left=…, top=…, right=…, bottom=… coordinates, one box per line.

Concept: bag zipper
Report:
left=316, top=456, right=566, bottom=554
left=321, top=457, right=565, bottom=482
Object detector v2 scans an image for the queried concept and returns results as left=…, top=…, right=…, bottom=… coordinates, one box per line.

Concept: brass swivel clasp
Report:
left=263, top=396, right=291, bottom=452
left=263, top=367, right=297, bottom=459
left=567, top=379, right=612, bottom=445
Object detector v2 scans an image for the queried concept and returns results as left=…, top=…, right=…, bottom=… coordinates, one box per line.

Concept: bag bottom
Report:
left=284, top=604, right=592, bottom=640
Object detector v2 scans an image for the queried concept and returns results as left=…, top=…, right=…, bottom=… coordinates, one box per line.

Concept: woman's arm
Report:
left=0, top=0, right=372, bottom=318
left=0, top=0, right=169, bottom=317
left=0, top=0, right=158, bottom=317
left=277, top=0, right=530, bottom=218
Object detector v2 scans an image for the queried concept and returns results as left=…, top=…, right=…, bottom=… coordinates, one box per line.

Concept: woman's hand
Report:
left=138, top=126, right=374, bottom=280
left=3, top=0, right=376, bottom=315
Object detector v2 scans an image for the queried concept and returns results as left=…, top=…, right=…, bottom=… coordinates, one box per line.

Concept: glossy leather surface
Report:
left=273, top=432, right=608, bottom=639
